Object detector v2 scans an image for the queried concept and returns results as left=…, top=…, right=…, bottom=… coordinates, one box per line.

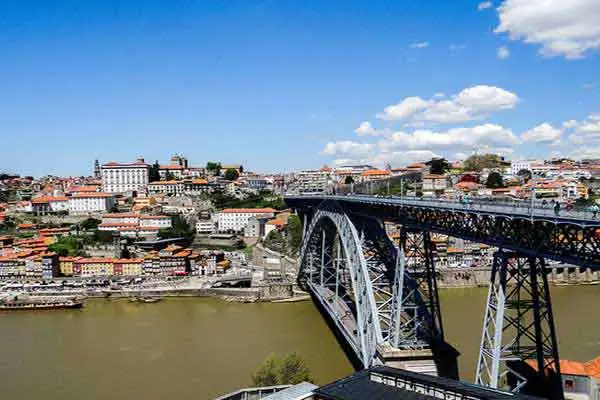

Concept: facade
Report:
left=196, top=220, right=215, bottom=234
left=101, top=158, right=150, bottom=193
left=139, top=215, right=172, bottom=229
left=68, top=193, right=115, bottom=214
left=217, top=208, right=276, bottom=232
left=148, top=180, right=183, bottom=196
left=511, top=160, right=532, bottom=176
left=421, top=174, right=449, bottom=196
left=31, top=196, right=70, bottom=215
left=296, top=170, right=329, bottom=193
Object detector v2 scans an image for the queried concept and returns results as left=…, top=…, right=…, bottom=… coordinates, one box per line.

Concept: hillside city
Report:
left=0, top=152, right=598, bottom=287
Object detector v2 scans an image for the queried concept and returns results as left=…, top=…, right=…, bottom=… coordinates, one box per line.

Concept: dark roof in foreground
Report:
left=314, top=366, right=543, bottom=400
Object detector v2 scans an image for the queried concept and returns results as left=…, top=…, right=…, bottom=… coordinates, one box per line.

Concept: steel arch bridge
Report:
left=288, top=194, right=600, bottom=400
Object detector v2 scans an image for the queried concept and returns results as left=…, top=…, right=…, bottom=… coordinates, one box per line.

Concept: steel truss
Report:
left=288, top=197, right=600, bottom=268
left=298, top=201, right=441, bottom=368
left=396, top=228, right=444, bottom=349
left=476, top=251, right=563, bottom=400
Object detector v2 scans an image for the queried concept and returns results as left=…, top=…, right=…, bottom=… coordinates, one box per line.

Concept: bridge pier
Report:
left=476, top=251, right=564, bottom=400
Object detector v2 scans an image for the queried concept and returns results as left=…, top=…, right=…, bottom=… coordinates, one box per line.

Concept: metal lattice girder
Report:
left=476, top=251, right=563, bottom=400
left=287, top=196, right=600, bottom=269
left=297, top=201, right=383, bottom=367
left=398, top=228, right=444, bottom=345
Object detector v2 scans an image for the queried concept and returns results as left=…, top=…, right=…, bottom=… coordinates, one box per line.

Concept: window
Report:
left=564, top=379, right=574, bottom=390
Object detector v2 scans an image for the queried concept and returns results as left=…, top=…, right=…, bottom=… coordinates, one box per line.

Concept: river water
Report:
left=0, top=286, right=598, bottom=399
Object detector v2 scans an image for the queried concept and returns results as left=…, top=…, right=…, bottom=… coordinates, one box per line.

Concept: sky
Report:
left=0, top=0, right=599, bottom=177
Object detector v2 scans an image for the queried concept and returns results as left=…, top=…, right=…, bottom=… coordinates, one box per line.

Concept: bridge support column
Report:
left=476, top=251, right=563, bottom=400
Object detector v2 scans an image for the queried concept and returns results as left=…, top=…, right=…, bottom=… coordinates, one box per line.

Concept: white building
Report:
left=101, top=158, right=150, bottom=193
left=217, top=208, right=276, bottom=232
left=102, top=213, right=140, bottom=225
left=196, top=220, right=215, bottom=234
left=68, top=193, right=115, bottom=214
left=510, top=160, right=532, bottom=176
left=296, top=170, right=329, bottom=193
left=139, top=215, right=172, bottom=229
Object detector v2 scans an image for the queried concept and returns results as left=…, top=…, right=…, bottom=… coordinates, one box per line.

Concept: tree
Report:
left=224, top=168, right=240, bottom=181
left=48, top=236, right=83, bottom=256
left=426, top=158, right=450, bottom=175
left=149, top=161, right=161, bottom=182
left=517, top=169, right=532, bottom=182
left=206, top=161, right=221, bottom=176
left=264, top=229, right=285, bottom=252
left=79, top=217, right=101, bottom=231
left=463, top=154, right=506, bottom=172
left=284, top=215, right=302, bottom=255
left=486, top=171, right=505, bottom=188
left=164, top=171, right=175, bottom=181
left=109, top=204, right=119, bottom=213
left=344, top=176, right=354, bottom=185
left=251, top=353, right=313, bottom=387
left=252, top=354, right=280, bottom=386
left=158, top=214, right=195, bottom=241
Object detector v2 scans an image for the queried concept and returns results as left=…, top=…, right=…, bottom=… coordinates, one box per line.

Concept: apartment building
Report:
left=68, top=192, right=115, bottom=214
left=217, top=208, right=276, bottom=232
left=296, top=170, right=329, bottom=193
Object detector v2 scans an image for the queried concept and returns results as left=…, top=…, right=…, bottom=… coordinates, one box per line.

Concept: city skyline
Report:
left=1, top=0, right=599, bottom=177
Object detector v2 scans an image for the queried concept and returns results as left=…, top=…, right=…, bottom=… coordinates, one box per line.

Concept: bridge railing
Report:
left=285, top=193, right=600, bottom=223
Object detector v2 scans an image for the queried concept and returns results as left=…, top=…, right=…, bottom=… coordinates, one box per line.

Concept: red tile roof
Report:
left=362, top=169, right=391, bottom=177
left=72, top=192, right=113, bottom=198
left=159, top=164, right=184, bottom=170
left=139, top=215, right=170, bottom=219
left=103, top=213, right=140, bottom=218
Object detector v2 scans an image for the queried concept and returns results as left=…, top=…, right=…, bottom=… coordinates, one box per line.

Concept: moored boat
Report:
left=0, top=293, right=85, bottom=311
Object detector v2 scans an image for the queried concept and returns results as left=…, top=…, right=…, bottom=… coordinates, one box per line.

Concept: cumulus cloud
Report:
left=478, top=1, right=493, bottom=10
left=377, top=85, right=519, bottom=124
left=521, top=123, right=562, bottom=143
left=566, top=113, right=600, bottom=144
left=354, top=121, right=382, bottom=136
left=409, top=41, right=430, bottom=49
left=495, top=0, right=600, bottom=59
left=497, top=46, right=510, bottom=59
left=322, top=141, right=375, bottom=157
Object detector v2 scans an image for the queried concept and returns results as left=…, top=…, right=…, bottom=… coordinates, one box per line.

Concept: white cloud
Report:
left=521, top=123, right=562, bottom=143
left=322, top=141, right=375, bottom=158
left=377, top=85, right=518, bottom=124
left=373, top=150, right=440, bottom=166
left=354, top=121, right=382, bottom=136
left=478, top=1, right=493, bottom=10
left=565, top=113, right=600, bottom=144
left=583, top=83, right=595, bottom=90
left=495, top=0, right=600, bottom=59
left=497, top=46, right=510, bottom=59
left=409, top=41, right=430, bottom=49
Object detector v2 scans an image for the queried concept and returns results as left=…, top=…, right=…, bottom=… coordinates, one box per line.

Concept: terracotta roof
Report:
left=221, top=208, right=276, bottom=214
left=31, top=195, right=69, bottom=204
left=191, top=179, right=208, bottom=185
left=423, top=174, right=446, bottom=179
left=99, top=222, right=138, bottom=228
left=525, top=359, right=588, bottom=377
left=267, top=219, right=285, bottom=226
left=114, top=258, right=144, bottom=264
left=159, top=164, right=184, bottom=170
left=139, top=215, right=170, bottom=219
left=103, top=213, right=140, bottom=218
left=362, top=169, right=391, bottom=177
left=585, top=357, right=600, bottom=379
left=446, top=247, right=464, bottom=254
left=17, top=223, right=37, bottom=229
left=102, top=161, right=148, bottom=167
left=75, top=258, right=115, bottom=264
left=72, top=192, right=113, bottom=198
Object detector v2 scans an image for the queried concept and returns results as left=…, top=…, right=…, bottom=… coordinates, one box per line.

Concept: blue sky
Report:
left=0, top=0, right=598, bottom=177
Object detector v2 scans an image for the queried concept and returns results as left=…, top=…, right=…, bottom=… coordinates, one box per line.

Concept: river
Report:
left=0, top=286, right=598, bottom=399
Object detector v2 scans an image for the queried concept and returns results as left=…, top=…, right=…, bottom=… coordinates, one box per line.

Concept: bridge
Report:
left=285, top=194, right=600, bottom=400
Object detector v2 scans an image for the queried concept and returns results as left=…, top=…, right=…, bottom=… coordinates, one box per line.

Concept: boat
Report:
left=0, top=293, right=84, bottom=311
left=129, top=295, right=162, bottom=303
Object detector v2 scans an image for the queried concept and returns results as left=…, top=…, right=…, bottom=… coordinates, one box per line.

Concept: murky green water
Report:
left=0, top=286, right=598, bottom=399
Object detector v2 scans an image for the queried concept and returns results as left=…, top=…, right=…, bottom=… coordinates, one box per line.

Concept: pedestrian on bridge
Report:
left=590, top=203, right=599, bottom=219
left=554, top=201, right=560, bottom=216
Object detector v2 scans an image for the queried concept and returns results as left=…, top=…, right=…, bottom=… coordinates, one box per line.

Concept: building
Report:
left=68, top=192, right=115, bottom=214
left=196, top=220, right=215, bottom=234
left=139, top=215, right=172, bottom=229
left=101, top=157, right=150, bottom=193
left=296, top=170, right=329, bottom=193
left=511, top=160, right=532, bottom=176
left=421, top=174, right=449, bottom=196
left=158, top=164, right=185, bottom=180
left=217, top=208, right=277, bottom=232
left=525, top=357, right=600, bottom=400
left=148, top=180, right=183, bottom=196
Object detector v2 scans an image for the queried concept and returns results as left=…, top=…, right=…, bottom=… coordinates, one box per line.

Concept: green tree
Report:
left=149, top=161, right=161, bottom=182
left=79, top=217, right=101, bottom=231
left=224, top=168, right=240, bottom=181
left=463, top=154, right=506, bottom=172
left=486, top=171, right=505, bottom=188
left=158, top=214, right=195, bottom=241
left=251, top=353, right=313, bottom=387
left=206, top=161, right=221, bottom=175
left=252, top=354, right=280, bottom=386
left=426, top=158, right=450, bottom=175
left=48, top=236, right=83, bottom=256
left=517, top=169, right=532, bottom=182
left=284, top=215, right=302, bottom=255
left=264, top=229, right=285, bottom=252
